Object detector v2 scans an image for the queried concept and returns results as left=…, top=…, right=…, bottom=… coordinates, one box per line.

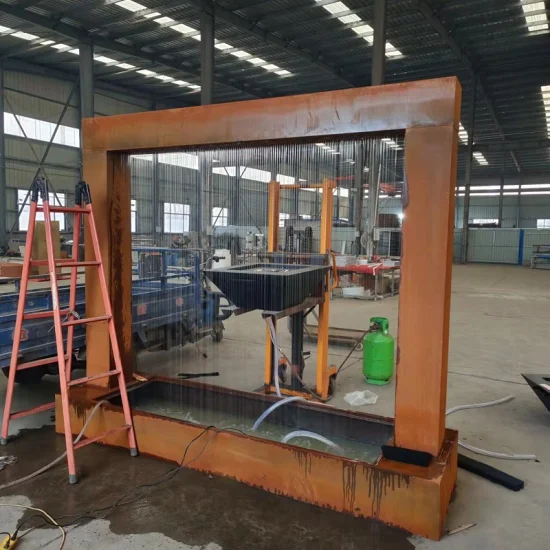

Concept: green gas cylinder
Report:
left=362, top=317, right=394, bottom=385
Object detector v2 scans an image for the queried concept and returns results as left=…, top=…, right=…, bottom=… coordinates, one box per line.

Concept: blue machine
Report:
left=0, top=250, right=230, bottom=383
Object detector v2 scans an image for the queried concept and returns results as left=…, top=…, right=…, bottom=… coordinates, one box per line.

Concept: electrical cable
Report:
left=265, top=317, right=282, bottom=397
left=446, top=395, right=537, bottom=461
left=0, top=503, right=65, bottom=549
left=0, top=400, right=109, bottom=491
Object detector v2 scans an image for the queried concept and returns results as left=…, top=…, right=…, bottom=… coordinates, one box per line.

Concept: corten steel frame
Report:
left=65, top=76, right=461, bottom=539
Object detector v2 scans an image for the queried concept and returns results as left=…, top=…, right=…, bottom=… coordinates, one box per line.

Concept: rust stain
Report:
left=342, top=461, right=357, bottom=513
left=292, top=448, right=312, bottom=478
left=364, top=465, right=410, bottom=519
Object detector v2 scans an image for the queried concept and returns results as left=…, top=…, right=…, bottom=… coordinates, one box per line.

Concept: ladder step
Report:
left=10, top=402, right=55, bottom=420
left=68, top=369, right=121, bottom=387
left=73, top=425, right=131, bottom=450
left=37, top=206, right=89, bottom=214
left=16, top=355, right=69, bottom=371
left=28, top=274, right=72, bottom=283
left=30, top=260, right=101, bottom=267
left=62, top=315, right=111, bottom=327
left=24, top=309, right=71, bottom=320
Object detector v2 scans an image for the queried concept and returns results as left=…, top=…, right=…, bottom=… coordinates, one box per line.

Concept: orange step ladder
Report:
left=1, top=177, right=138, bottom=484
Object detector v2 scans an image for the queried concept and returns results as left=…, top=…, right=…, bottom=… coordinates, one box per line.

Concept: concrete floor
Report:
left=0, top=264, right=548, bottom=548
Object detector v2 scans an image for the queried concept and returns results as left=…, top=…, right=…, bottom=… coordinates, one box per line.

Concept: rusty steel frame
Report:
left=74, top=77, right=461, bottom=539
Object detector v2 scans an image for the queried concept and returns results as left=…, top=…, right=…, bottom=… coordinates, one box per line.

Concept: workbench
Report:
left=336, top=263, right=400, bottom=300
left=531, top=245, right=550, bottom=269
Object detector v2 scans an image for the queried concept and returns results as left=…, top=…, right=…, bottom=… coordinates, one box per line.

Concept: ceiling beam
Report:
left=0, top=2, right=268, bottom=98
left=16, top=0, right=47, bottom=8
left=461, top=139, right=550, bottom=153
left=185, top=0, right=355, bottom=87
left=416, top=0, right=522, bottom=173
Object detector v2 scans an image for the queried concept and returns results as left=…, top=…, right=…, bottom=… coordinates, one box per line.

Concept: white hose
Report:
left=282, top=430, right=342, bottom=452
left=266, top=317, right=282, bottom=397
left=446, top=395, right=537, bottom=461
left=0, top=399, right=111, bottom=490
left=251, top=396, right=305, bottom=431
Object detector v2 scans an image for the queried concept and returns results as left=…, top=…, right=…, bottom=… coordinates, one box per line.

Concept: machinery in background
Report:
left=0, top=249, right=231, bottom=384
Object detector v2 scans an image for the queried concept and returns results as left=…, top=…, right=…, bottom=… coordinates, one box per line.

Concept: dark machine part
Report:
left=378, top=231, right=402, bottom=257
left=285, top=225, right=295, bottom=252
left=205, top=263, right=330, bottom=311
left=138, top=252, right=163, bottom=280
left=522, top=374, right=550, bottom=412
left=290, top=312, right=305, bottom=390
left=284, top=225, right=314, bottom=254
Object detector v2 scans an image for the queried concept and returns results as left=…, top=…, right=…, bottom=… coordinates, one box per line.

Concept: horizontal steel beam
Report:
left=0, top=2, right=267, bottom=98
left=185, top=0, right=355, bottom=87
left=465, top=138, right=550, bottom=153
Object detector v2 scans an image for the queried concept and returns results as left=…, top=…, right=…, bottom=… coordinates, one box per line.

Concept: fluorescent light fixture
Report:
left=12, top=31, right=38, bottom=41
left=381, top=137, right=402, bottom=150
left=339, top=14, right=361, bottom=24
left=473, top=151, right=488, bottom=165
left=173, top=80, right=190, bottom=86
left=315, top=143, right=326, bottom=146
left=172, top=23, right=196, bottom=34
left=316, top=2, right=401, bottom=58
left=144, top=12, right=161, bottom=19
left=247, top=57, right=266, bottom=65
left=542, top=85, right=550, bottom=136
left=154, top=16, right=175, bottom=25
left=521, top=1, right=549, bottom=33
left=385, top=43, right=402, bottom=57
left=230, top=50, right=250, bottom=58
left=40, top=39, right=55, bottom=46
left=275, top=69, right=291, bottom=76
left=69, top=49, right=79, bottom=55
left=116, top=0, right=146, bottom=11
left=155, top=74, right=174, bottom=81
left=117, top=62, right=136, bottom=69
left=458, top=122, right=468, bottom=143
left=318, top=1, right=348, bottom=15
left=0, top=26, right=13, bottom=33
left=215, top=42, right=232, bottom=50
left=187, top=84, right=201, bottom=89
left=52, top=43, right=71, bottom=50
left=262, top=64, right=280, bottom=71
left=191, top=34, right=201, bottom=41
left=95, top=55, right=117, bottom=64
left=137, top=69, right=157, bottom=77
left=116, top=0, right=146, bottom=12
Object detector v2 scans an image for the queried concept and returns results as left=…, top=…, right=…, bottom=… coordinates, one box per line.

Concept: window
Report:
left=131, top=200, right=137, bottom=233
left=279, top=213, right=290, bottom=228
left=6, top=113, right=79, bottom=148
left=472, top=219, right=498, bottom=225
left=300, top=214, right=312, bottom=220
left=212, top=207, right=228, bottom=227
left=18, top=189, right=66, bottom=231
left=537, top=219, right=550, bottom=229
left=164, top=202, right=190, bottom=233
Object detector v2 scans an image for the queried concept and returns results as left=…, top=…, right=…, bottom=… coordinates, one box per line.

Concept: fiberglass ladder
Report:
left=1, top=178, right=137, bottom=484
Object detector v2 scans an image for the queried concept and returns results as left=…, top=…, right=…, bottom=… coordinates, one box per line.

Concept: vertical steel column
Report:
left=151, top=100, right=160, bottom=238
left=516, top=173, right=523, bottom=228
left=0, top=61, right=6, bottom=247
left=498, top=147, right=505, bottom=226
left=372, top=0, right=387, bottom=86
left=369, top=0, right=386, bottom=258
left=200, top=5, right=215, bottom=106
left=353, top=142, right=365, bottom=254
left=461, top=77, right=477, bottom=263
left=79, top=42, right=94, bottom=119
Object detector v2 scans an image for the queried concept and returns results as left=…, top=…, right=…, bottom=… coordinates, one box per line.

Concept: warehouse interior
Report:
left=0, top=0, right=548, bottom=549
